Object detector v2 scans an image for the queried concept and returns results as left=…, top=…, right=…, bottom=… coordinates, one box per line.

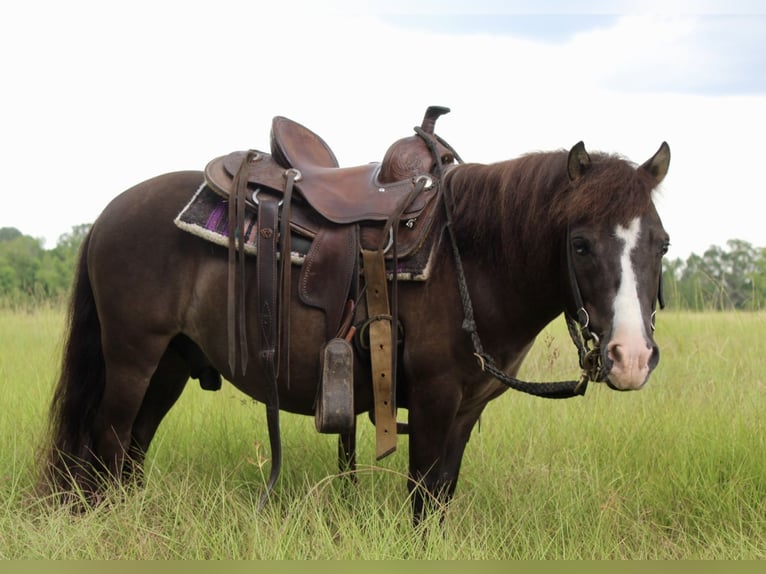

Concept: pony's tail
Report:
left=42, top=229, right=106, bottom=494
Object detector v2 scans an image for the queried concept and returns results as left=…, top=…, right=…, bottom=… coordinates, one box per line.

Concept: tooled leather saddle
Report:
left=203, top=106, right=458, bottom=463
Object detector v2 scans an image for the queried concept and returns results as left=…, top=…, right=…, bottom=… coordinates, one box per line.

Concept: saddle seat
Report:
left=269, top=113, right=452, bottom=189
left=214, top=151, right=433, bottom=225
left=205, top=108, right=455, bottom=226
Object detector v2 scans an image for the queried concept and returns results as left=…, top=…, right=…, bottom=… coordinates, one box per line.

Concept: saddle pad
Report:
left=174, top=183, right=437, bottom=281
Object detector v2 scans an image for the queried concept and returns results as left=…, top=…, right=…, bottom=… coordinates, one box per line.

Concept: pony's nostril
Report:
left=648, top=345, right=660, bottom=369
left=608, top=342, right=623, bottom=363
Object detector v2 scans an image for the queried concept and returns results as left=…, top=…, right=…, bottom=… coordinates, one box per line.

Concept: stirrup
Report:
left=315, top=338, right=355, bottom=434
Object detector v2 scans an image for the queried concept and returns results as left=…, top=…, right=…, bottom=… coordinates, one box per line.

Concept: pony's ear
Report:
left=640, top=141, right=671, bottom=183
left=567, top=141, right=591, bottom=181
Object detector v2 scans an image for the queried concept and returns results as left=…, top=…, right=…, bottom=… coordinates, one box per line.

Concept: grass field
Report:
left=1, top=306, right=765, bottom=559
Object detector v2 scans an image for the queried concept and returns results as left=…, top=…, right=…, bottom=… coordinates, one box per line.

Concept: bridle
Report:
left=563, top=224, right=605, bottom=394
left=564, top=223, right=666, bottom=394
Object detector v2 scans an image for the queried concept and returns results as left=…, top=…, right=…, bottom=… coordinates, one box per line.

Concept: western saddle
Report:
left=202, top=106, right=458, bottom=496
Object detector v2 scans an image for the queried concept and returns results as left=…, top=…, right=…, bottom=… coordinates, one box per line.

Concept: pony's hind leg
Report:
left=123, top=338, right=195, bottom=484
left=91, top=331, right=173, bottom=491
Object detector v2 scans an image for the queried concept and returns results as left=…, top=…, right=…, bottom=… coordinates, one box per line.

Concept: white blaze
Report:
left=608, top=217, right=652, bottom=389
left=613, top=218, right=644, bottom=339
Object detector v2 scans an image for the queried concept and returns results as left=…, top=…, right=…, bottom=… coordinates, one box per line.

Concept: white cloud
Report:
left=0, top=2, right=764, bottom=260
left=573, top=14, right=766, bottom=95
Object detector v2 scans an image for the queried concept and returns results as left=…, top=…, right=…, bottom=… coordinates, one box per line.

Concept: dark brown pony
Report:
left=42, top=136, right=670, bottom=522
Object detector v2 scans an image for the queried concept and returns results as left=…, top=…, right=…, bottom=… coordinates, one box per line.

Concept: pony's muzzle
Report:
left=604, top=337, right=658, bottom=390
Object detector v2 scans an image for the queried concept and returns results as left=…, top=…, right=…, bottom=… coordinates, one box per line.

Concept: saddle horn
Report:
left=379, top=106, right=451, bottom=184
left=420, top=106, right=450, bottom=134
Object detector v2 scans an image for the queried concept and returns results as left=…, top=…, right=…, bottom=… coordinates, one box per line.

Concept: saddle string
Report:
left=237, top=158, right=250, bottom=373
left=227, top=150, right=257, bottom=375
left=259, top=167, right=300, bottom=508
left=279, top=168, right=300, bottom=390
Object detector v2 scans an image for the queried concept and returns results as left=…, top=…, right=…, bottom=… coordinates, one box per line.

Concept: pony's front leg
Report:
left=406, top=385, right=479, bottom=525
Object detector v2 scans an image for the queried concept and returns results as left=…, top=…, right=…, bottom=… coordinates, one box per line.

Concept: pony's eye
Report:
left=572, top=238, right=590, bottom=256
left=660, top=241, right=670, bottom=256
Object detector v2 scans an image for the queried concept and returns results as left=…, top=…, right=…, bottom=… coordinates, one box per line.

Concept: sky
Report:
left=1, top=0, right=765, bottom=260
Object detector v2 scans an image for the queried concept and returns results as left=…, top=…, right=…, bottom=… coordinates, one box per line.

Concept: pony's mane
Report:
left=445, top=150, right=659, bottom=258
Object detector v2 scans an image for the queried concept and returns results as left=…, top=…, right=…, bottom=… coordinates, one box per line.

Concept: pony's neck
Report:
left=447, top=154, right=568, bottom=272
left=443, top=156, right=570, bottom=349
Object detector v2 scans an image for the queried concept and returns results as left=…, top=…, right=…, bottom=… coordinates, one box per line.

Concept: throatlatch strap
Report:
left=362, top=248, right=397, bottom=460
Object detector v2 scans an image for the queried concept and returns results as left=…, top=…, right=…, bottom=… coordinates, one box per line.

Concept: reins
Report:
left=421, top=131, right=594, bottom=399
left=441, top=188, right=590, bottom=399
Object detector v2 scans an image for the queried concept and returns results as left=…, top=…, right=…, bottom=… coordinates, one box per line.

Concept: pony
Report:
left=42, top=117, right=670, bottom=523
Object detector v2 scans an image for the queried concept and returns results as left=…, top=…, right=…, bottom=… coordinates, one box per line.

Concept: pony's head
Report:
left=559, top=141, right=670, bottom=390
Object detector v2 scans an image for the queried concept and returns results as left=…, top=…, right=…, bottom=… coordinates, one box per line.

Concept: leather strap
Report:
left=361, top=248, right=397, bottom=460
left=228, top=151, right=256, bottom=375
left=566, top=224, right=593, bottom=339
left=255, top=192, right=282, bottom=506
left=279, top=170, right=298, bottom=388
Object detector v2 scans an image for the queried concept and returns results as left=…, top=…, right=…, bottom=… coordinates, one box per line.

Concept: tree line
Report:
left=1, top=226, right=765, bottom=311
left=662, top=239, right=766, bottom=311
left=0, top=225, right=90, bottom=307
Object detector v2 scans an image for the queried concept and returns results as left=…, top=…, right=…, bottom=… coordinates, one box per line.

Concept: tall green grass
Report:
left=2, top=307, right=765, bottom=558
